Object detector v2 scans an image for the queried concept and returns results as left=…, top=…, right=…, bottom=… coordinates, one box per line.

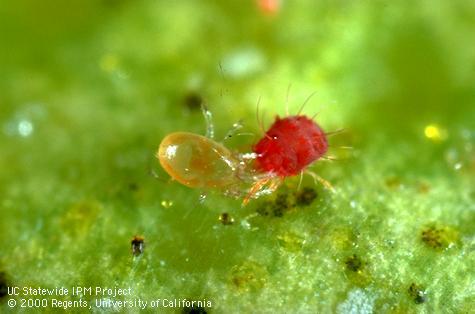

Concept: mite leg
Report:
left=243, top=177, right=270, bottom=206
left=297, top=170, right=304, bottom=190
left=201, top=103, right=215, bottom=139
left=306, top=170, right=335, bottom=193
left=223, top=119, right=244, bottom=141
left=267, top=177, right=281, bottom=192
left=242, top=176, right=281, bottom=206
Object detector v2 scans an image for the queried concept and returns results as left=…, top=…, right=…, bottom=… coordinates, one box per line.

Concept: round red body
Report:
left=253, top=115, right=328, bottom=177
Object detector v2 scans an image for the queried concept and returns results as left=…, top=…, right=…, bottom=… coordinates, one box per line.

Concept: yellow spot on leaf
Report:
left=424, top=124, right=447, bottom=142
left=160, top=200, right=173, bottom=208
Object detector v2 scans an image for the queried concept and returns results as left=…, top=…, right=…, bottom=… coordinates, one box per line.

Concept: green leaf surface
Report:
left=1, top=1, right=474, bottom=313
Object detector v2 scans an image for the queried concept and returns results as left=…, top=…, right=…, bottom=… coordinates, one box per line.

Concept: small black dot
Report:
left=219, top=212, right=234, bottom=225
left=345, top=254, right=363, bottom=272
left=408, top=283, right=426, bottom=304
left=131, top=236, right=145, bottom=256
left=414, top=294, right=426, bottom=304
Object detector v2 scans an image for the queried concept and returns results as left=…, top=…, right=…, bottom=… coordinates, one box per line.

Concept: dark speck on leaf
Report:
left=345, top=254, right=363, bottom=272
left=408, top=283, right=426, bottom=304
left=131, top=235, right=145, bottom=256
left=219, top=212, right=234, bottom=225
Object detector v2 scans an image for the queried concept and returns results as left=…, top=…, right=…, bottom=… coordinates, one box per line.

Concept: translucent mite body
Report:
left=156, top=105, right=252, bottom=200
left=158, top=132, right=242, bottom=189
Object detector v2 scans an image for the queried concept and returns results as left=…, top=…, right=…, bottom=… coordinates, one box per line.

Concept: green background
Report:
left=1, top=0, right=474, bottom=313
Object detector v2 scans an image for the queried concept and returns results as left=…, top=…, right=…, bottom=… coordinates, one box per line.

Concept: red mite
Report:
left=253, top=115, right=328, bottom=177
left=243, top=114, right=329, bottom=205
